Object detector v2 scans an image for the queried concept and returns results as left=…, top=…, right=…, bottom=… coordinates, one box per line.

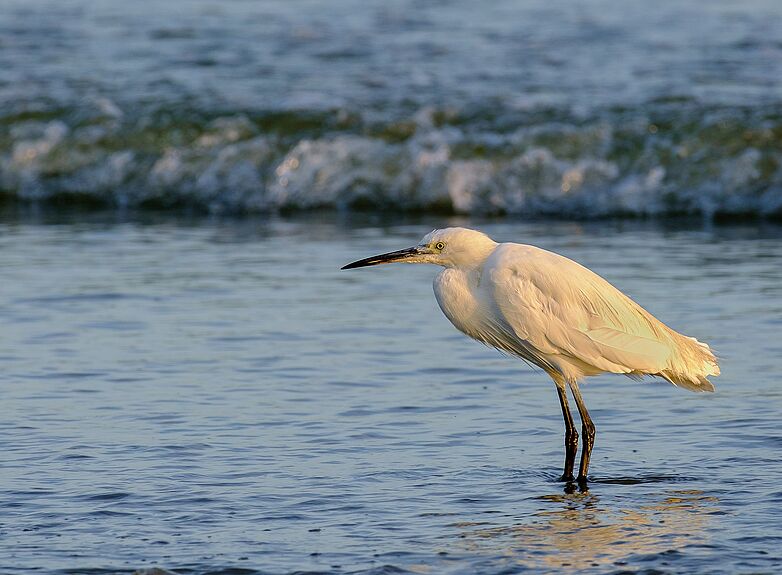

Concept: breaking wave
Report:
left=2, top=102, right=782, bottom=218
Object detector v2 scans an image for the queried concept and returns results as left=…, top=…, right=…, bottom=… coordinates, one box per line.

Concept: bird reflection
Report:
left=455, top=488, right=719, bottom=571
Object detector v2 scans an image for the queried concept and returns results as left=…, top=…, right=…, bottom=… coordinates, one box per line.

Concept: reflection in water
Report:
left=456, top=489, right=719, bottom=571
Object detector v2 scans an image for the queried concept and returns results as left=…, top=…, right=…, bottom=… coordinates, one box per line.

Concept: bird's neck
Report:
left=447, top=241, right=497, bottom=273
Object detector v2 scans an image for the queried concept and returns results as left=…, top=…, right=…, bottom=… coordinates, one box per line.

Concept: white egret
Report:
left=342, top=227, right=719, bottom=484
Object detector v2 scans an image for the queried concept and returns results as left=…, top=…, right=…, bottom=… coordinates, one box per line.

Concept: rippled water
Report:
left=1, top=212, right=781, bottom=574
left=2, top=0, right=782, bottom=215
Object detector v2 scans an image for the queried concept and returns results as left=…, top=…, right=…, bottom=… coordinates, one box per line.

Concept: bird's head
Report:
left=342, top=227, right=497, bottom=270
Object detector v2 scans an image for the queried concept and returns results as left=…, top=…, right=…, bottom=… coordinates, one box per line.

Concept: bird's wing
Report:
left=482, top=244, right=673, bottom=376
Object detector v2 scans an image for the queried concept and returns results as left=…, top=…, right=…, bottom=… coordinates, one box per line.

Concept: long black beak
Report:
left=341, top=246, right=422, bottom=269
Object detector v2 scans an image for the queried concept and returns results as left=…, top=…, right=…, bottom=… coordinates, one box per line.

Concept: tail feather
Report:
left=658, top=335, right=719, bottom=393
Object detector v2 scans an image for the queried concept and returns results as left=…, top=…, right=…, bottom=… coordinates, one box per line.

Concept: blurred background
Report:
left=2, top=0, right=782, bottom=217
left=2, top=2, right=782, bottom=575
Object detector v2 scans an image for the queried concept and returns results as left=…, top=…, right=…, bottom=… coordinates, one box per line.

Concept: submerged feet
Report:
left=555, top=382, right=596, bottom=487
left=560, top=425, right=595, bottom=487
left=564, top=478, right=589, bottom=494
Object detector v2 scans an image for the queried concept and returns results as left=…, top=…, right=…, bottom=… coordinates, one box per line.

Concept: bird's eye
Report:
left=435, top=242, right=445, bottom=250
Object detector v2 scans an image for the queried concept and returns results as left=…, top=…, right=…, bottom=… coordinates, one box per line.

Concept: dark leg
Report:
left=556, top=385, right=578, bottom=482
left=569, top=381, right=596, bottom=485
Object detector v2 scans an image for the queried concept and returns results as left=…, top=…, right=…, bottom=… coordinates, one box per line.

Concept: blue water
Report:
left=1, top=213, right=781, bottom=574
left=2, top=0, right=782, bottom=215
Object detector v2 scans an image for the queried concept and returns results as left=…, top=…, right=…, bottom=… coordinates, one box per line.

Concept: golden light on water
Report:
left=455, top=489, right=719, bottom=570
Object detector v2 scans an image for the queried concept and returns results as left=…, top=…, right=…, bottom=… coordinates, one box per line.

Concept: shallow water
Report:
left=1, top=213, right=781, bottom=574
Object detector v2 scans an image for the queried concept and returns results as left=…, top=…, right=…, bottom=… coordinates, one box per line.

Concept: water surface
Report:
left=2, top=0, right=782, bottom=215
left=1, top=213, right=781, bottom=574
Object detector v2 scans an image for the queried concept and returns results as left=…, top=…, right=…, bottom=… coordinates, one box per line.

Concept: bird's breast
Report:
left=433, top=268, right=485, bottom=341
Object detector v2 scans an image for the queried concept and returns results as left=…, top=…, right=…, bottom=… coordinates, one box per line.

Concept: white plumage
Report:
left=433, top=232, right=718, bottom=391
left=343, top=227, right=719, bottom=484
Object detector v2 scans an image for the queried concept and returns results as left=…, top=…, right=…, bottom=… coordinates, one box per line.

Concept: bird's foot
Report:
left=562, top=476, right=590, bottom=494
left=559, top=473, right=575, bottom=482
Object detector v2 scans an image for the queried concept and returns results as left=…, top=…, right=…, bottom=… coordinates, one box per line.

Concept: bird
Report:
left=342, top=227, right=719, bottom=485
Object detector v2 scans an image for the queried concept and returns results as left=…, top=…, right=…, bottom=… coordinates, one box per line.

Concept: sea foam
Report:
left=1, top=103, right=781, bottom=218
